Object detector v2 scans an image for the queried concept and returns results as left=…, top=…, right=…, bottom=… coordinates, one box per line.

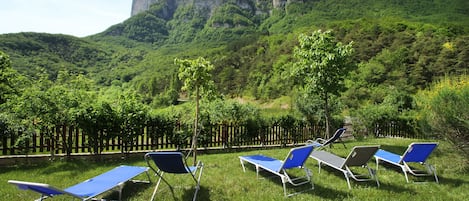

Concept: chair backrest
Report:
left=145, top=152, right=189, bottom=174
left=343, top=146, right=380, bottom=168
left=401, top=142, right=438, bottom=163
left=281, top=145, right=314, bottom=170
left=323, top=128, right=346, bottom=146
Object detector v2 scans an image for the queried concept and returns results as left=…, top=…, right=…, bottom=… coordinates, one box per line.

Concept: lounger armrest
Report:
left=306, top=139, right=326, bottom=148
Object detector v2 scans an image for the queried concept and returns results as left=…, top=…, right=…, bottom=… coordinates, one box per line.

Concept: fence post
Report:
left=2, top=136, right=8, bottom=155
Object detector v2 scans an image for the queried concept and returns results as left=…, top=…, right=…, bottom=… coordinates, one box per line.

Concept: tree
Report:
left=291, top=30, right=355, bottom=138
left=0, top=51, right=17, bottom=105
left=416, top=76, right=469, bottom=160
left=175, top=57, right=215, bottom=164
left=117, top=91, right=148, bottom=154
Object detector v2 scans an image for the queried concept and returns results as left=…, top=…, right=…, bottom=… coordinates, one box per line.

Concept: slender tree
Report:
left=175, top=57, right=215, bottom=164
left=291, top=30, right=355, bottom=138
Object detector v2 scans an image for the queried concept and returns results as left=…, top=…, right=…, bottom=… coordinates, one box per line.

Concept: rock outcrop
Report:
left=130, top=0, right=294, bottom=16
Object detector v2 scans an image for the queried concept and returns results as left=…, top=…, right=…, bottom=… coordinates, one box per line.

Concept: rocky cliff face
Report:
left=131, top=0, right=158, bottom=16
left=131, top=0, right=293, bottom=16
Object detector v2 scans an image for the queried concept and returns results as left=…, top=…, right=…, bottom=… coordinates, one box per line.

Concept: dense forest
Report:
left=1, top=0, right=468, bottom=157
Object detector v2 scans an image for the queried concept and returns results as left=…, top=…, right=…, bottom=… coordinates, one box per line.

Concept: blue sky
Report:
left=0, top=0, right=132, bottom=37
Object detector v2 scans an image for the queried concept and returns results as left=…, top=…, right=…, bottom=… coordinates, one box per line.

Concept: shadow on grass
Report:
left=310, top=184, right=349, bottom=200
left=314, top=165, right=382, bottom=189
left=377, top=161, right=440, bottom=183
left=377, top=182, right=415, bottom=194
left=183, top=186, right=210, bottom=201
left=0, top=158, right=101, bottom=175
left=314, top=165, right=417, bottom=195
left=39, top=160, right=98, bottom=175
left=436, top=175, right=466, bottom=187
left=142, top=183, right=209, bottom=201
left=103, top=180, right=152, bottom=200
left=248, top=166, right=349, bottom=199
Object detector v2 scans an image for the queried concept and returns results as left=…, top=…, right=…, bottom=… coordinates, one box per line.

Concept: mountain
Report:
left=1, top=0, right=468, bottom=106
left=130, top=0, right=289, bottom=17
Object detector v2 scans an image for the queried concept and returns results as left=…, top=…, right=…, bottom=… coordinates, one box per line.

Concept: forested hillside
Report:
left=0, top=0, right=467, bottom=110
left=1, top=0, right=468, bottom=102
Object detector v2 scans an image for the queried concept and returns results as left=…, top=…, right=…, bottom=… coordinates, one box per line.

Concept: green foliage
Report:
left=176, top=56, right=217, bottom=161
left=1, top=0, right=469, bottom=146
left=176, top=57, right=216, bottom=100
left=291, top=30, right=355, bottom=136
left=75, top=102, right=118, bottom=155
left=0, top=113, right=26, bottom=150
left=416, top=76, right=469, bottom=159
left=209, top=3, right=255, bottom=28
left=116, top=91, right=149, bottom=153
left=0, top=51, right=18, bottom=104
left=275, top=114, right=307, bottom=145
left=201, top=99, right=260, bottom=125
left=99, top=0, right=175, bottom=44
left=122, top=13, right=169, bottom=44
left=167, top=4, right=208, bottom=43
left=349, top=84, right=418, bottom=137
left=292, top=30, right=355, bottom=98
left=0, top=33, right=112, bottom=80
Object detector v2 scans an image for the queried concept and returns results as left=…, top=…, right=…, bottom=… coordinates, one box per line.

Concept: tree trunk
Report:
left=193, top=86, right=199, bottom=165
left=324, top=92, right=331, bottom=139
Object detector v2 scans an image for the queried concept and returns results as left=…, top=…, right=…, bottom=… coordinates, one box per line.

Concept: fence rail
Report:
left=1, top=121, right=418, bottom=156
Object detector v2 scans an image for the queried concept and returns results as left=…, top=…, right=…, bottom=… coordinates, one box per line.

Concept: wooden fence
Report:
left=0, top=121, right=419, bottom=156
left=1, top=123, right=324, bottom=155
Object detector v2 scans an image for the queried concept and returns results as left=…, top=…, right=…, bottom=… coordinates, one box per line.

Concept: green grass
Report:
left=1, top=138, right=467, bottom=201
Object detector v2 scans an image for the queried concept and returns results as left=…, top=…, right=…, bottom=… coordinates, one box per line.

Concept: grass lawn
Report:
left=1, top=138, right=467, bottom=201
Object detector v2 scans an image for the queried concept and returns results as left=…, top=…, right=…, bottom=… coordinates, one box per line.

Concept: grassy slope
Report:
left=1, top=138, right=467, bottom=200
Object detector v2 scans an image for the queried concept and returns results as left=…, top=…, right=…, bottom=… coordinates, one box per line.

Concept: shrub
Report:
left=416, top=76, right=469, bottom=159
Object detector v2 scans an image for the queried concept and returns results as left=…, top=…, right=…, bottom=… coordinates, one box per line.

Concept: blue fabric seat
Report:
left=239, top=145, right=315, bottom=197
left=145, top=152, right=204, bottom=201
left=8, top=165, right=150, bottom=201
left=306, top=128, right=347, bottom=149
left=374, top=142, right=439, bottom=183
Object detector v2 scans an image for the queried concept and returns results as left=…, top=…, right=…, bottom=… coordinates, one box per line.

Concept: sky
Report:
left=0, top=0, right=132, bottom=37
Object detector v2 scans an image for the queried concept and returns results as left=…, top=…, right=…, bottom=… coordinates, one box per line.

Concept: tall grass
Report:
left=1, top=138, right=467, bottom=200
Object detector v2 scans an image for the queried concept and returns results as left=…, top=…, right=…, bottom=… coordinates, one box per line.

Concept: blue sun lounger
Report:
left=8, top=165, right=150, bottom=201
left=374, top=142, right=439, bottom=183
left=239, top=145, right=315, bottom=197
left=145, top=152, right=204, bottom=201
left=306, top=128, right=347, bottom=149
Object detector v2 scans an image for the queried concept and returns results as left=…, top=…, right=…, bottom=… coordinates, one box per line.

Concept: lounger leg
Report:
left=150, top=172, right=164, bottom=201
left=427, top=164, right=439, bottom=184
left=369, top=167, right=380, bottom=187
left=37, top=195, right=45, bottom=201
left=281, top=177, right=287, bottom=197
left=344, top=172, right=352, bottom=189
left=192, top=161, right=204, bottom=201
left=306, top=168, right=314, bottom=189
left=117, top=182, right=124, bottom=201
left=255, top=165, right=260, bottom=179
left=318, top=161, right=322, bottom=174
left=402, top=166, right=410, bottom=183
left=375, top=158, right=379, bottom=171
left=240, top=159, right=246, bottom=172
